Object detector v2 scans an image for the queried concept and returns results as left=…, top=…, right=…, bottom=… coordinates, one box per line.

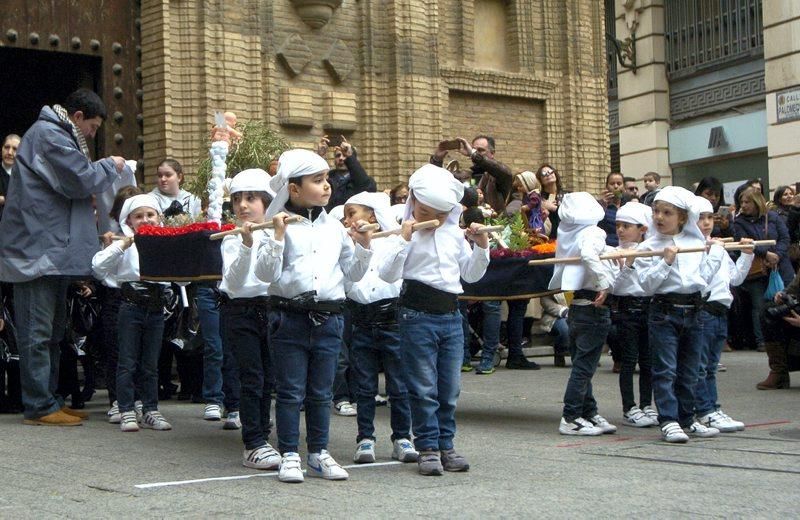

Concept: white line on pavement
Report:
left=135, top=460, right=404, bottom=489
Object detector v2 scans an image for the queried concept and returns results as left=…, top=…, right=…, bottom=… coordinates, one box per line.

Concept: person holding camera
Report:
left=317, top=136, right=375, bottom=212
left=760, top=277, right=800, bottom=390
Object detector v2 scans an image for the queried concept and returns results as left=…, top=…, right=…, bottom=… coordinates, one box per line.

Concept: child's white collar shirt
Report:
left=612, top=241, right=647, bottom=297
left=254, top=209, right=372, bottom=301
left=379, top=226, right=489, bottom=294
left=91, top=242, right=141, bottom=288
left=631, top=231, right=725, bottom=295
left=548, top=226, right=617, bottom=293
left=346, top=235, right=404, bottom=304
left=705, top=252, right=753, bottom=307
left=220, top=229, right=270, bottom=299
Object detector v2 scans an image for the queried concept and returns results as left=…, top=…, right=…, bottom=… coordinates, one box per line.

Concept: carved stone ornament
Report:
left=276, top=33, right=312, bottom=76
left=290, top=0, right=343, bottom=29
left=623, top=0, right=642, bottom=33
left=322, top=39, right=354, bottom=83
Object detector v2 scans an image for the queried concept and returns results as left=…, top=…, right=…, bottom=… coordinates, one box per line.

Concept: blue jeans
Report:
left=116, top=302, right=164, bottom=414
left=13, top=276, right=69, bottom=419
left=505, top=299, right=530, bottom=359
left=612, top=304, right=652, bottom=412
left=197, top=285, right=239, bottom=410
left=562, top=304, right=611, bottom=421
left=221, top=302, right=273, bottom=450
left=269, top=309, right=343, bottom=454
left=479, top=300, right=502, bottom=365
left=695, top=309, right=727, bottom=417
left=350, top=322, right=412, bottom=442
left=740, top=277, right=768, bottom=346
left=399, top=307, right=462, bottom=452
left=648, top=303, right=702, bottom=427
left=550, top=317, right=569, bottom=355
left=458, top=300, right=471, bottom=365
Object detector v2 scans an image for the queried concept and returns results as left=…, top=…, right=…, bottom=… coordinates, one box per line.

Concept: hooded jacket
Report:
left=0, top=106, right=119, bottom=282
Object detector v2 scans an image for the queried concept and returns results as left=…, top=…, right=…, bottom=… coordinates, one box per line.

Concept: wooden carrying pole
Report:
left=209, top=215, right=303, bottom=240
left=528, top=240, right=776, bottom=266
left=372, top=220, right=440, bottom=238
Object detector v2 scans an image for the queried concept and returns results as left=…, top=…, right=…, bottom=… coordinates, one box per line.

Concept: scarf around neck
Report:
left=52, top=104, right=90, bottom=157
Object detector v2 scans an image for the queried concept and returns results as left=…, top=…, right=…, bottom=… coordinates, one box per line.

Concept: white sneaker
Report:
left=243, top=443, right=281, bottom=470
left=642, top=405, right=659, bottom=423
left=204, top=404, right=222, bottom=421
left=354, top=438, right=376, bottom=463
left=392, top=438, right=419, bottom=462
left=374, top=394, right=388, bottom=407
left=307, top=450, right=349, bottom=480
left=334, top=401, right=357, bottom=416
left=223, top=411, right=242, bottom=430
left=685, top=421, right=719, bottom=438
left=623, top=406, right=658, bottom=428
left=717, top=410, right=745, bottom=431
left=141, top=411, right=172, bottom=430
left=134, top=400, right=143, bottom=421
left=107, top=401, right=121, bottom=424
left=559, top=417, right=602, bottom=436
left=697, top=410, right=735, bottom=433
left=279, top=452, right=304, bottom=483
left=587, top=414, right=617, bottom=434
left=119, top=411, right=139, bottom=432
left=661, top=421, right=689, bottom=443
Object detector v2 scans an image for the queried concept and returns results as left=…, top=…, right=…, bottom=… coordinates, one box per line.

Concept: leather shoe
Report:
left=23, top=409, right=82, bottom=426
left=62, top=407, right=89, bottom=419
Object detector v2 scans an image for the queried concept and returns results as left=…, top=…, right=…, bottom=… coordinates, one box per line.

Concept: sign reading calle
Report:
left=776, top=87, right=800, bottom=124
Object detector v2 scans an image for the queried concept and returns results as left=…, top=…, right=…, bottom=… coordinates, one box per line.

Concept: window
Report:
left=665, top=0, right=763, bottom=78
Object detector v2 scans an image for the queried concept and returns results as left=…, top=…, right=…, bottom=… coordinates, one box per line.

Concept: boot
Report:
left=756, top=343, right=791, bottom=390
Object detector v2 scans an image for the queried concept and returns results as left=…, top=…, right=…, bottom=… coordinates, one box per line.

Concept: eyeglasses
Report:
left=334, top=153, right=343, bottom=158
left=540, top=169, right=555, bottom=177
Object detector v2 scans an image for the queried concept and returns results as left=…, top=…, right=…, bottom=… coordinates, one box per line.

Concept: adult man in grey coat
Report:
left=0, top=88, right=125, bottom=425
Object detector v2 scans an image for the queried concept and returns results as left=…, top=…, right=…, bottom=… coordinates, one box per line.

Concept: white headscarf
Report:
left=654, top=186, right=705, bottom=243
left=549, top=192, right=607, bottom=291
left=616, top=201, right=655, bottom=240
left=404, top=164, right=464, bottom=218
left=230, top=168, right=273, bottom=196
left=329, top=204, right=345, bottom=222
left=346, top=191, right=399, bottom=232
left=693, top=195, right=714, bottom=216
left=403, top=163, right=465, bottom=254
left=266, top=149, right=330, bottom=218
left=119, top=194, right=160, bottom=236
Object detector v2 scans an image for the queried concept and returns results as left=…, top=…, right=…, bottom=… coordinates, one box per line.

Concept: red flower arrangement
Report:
left=137, top=222, right=235, bottom=237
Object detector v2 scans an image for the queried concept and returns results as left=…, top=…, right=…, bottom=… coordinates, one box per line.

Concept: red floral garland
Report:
left=137, top=222, right=236, bottom=237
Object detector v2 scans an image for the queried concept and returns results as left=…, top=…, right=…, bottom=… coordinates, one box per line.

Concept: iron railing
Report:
left=665, top=0, right=763, bottom=78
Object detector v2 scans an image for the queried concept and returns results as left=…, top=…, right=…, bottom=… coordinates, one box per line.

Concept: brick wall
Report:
left=140, top=0, right=610, bottom=192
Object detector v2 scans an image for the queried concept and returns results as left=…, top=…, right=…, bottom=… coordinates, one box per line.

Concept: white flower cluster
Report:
left=207, top=140, right=229, bottom=223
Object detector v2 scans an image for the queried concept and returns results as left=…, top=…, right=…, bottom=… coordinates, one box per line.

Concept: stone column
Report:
left=614, top=0, right=671, bottom=182
left=764, top=2, right=800, bottom=188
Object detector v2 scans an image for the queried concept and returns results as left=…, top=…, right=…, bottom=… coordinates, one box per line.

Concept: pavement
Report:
left=0, top=350, right=798, bottom=518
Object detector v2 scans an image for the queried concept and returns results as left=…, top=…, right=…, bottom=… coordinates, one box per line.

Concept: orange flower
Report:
left=531, top=241, right=557, bottom=254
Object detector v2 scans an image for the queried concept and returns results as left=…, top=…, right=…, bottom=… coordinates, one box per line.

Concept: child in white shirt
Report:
left=549, top=192, right=618, bottom=437
left=343, top=191, right=419, bottom=465
left=255, top=149, right=373, bottom=483
left=380, top=164, right=490, bottom=476
left=220, top=168, right=281, bottom=470
left=91, top=194, right=172, bottom=432
left=693, top=196, right=753, bottom=432
left=627, top=186, right=725, bottom=443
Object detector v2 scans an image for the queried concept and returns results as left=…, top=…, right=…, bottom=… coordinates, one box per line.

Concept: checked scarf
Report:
left=52, top=104, right=90, bottom=157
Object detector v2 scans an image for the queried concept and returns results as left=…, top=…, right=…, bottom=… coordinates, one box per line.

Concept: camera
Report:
left=765, top=293, right=800, bottom=320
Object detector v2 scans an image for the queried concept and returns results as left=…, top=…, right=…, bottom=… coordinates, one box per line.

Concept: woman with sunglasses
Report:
left=535, top=164, right=568, bottom=239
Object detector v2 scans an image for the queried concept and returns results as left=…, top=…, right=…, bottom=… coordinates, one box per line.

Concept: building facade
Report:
left=610, top=0, right=800, bottom=199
